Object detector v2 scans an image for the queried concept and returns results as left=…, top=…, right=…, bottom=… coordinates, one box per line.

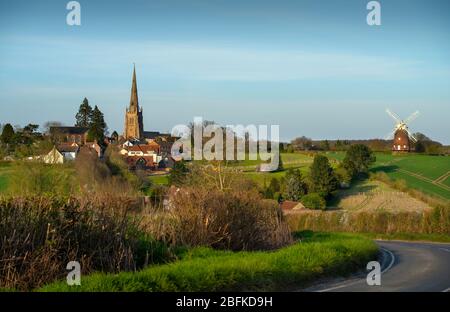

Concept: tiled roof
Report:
left=50, top=127, right=89, bottom=135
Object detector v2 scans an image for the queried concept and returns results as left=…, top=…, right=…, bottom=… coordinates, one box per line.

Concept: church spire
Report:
left=129, top=63, right=139, bottom=111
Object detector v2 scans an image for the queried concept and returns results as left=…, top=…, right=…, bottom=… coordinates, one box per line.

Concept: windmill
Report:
left=385, top=109, right=419, bottom=152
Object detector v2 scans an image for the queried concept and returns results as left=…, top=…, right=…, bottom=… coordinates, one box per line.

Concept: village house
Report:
left=43, top=141, right=102, bottom=164
left=50, top=126, right=89, bottom=145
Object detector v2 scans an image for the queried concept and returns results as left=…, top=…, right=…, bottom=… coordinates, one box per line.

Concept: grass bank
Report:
left=362, top=233, right=450, bottom=243
left=39, top=232, right=378, bottom=292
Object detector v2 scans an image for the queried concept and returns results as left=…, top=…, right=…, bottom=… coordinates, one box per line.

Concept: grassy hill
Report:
left=326, top=152, right=450, bottom=200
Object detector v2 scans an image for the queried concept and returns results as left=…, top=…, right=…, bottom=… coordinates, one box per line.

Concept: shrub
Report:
left=343, top=144, right=376, bottom=178
left=0, top=195, right=171, bottom=291
left=309, top=155, right=338, bottom=197
left=301, top=193, right=326, bottom=210
left=7, top=161, right=76, bottom=197
left=143, top=163, right=292, bottom=251
left=283, top=168, right=307, bottom=201
left=154, top=187, right=292, bottom=251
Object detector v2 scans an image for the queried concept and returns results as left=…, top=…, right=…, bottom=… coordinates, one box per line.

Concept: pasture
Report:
left=371, top=153, right=450, bottom=200
left=326, top=152, right=450, bottom=200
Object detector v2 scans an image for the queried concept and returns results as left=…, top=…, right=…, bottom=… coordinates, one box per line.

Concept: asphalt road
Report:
left=308, top=241, right=450, bottom=292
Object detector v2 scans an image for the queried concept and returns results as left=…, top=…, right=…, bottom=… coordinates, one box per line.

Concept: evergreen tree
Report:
left=75, top=98, right=93, bottom=127
left=87, top=105, right=107, bottom=143
left=1, top=123, right=15, bottom=145
left=168, top=161, right=189, bottom=186
left=284, top=168, right=307, bottom=201
left=309, top=155, right=338, bottom=197
left=343, top=144, right=376, bottom=178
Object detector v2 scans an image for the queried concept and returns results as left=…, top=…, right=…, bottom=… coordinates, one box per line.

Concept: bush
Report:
left=0, top=195, right=171, bottom=291
left=143, top=163, right=292, bottom=251
left=283, top=168, right=307, bottom=201
left=343, top=144, right=376, bottom=178
left=309, top=155, right=338, bottom=197
left=155, top=187, right=292, bottom=251
left=301, top=193, right=326, bottom=210
left=7, top=161, right=76, bottom=197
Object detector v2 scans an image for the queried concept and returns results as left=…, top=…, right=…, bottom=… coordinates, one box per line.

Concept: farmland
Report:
left=328, top=179, right=432, bottom=213
left=148, top=151, right=450, bottom=200
left=326, top=152, right=450, bottom=200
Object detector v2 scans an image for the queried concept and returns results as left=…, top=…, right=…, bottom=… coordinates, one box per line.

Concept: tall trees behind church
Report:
left=75, top=98, right=93, bottom=127
left=87, top=106, right=107, bottom=144
left=75, top=98, right=108, bottom=144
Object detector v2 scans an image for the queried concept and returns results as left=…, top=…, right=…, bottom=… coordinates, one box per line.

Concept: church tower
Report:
left=124, top=65, right=144, bottom=140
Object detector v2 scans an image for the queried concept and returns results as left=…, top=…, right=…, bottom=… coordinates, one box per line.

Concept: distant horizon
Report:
left=1, top=0, right=449, bottom=144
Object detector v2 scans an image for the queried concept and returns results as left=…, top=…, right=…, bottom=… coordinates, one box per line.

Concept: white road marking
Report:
left=438, top=248, right=450, bottom=253
left=381, top=248, right=395, bottom=274
left=318, top=248, right=395, bottom=292
left=442, top=287, right=450, bottom=292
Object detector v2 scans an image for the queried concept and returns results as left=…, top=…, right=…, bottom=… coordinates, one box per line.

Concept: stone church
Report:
left=124, top=65, right=145, bottom=140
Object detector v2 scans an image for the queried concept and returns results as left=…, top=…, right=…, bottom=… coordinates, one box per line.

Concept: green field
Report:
left=371, top=153, right=450, bottom=199
left=326, top=152, right=450, bottom=200
left=0, top=162, right=11, bottom=193
left=148, top=174, right=169, bottom=185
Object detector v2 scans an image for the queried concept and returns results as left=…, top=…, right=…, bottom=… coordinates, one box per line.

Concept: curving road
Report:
left=306, top=241, right=450, bottom=292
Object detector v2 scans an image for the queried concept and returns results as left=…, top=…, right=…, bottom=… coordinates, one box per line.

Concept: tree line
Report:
left=0, top=98, right=113, bottom=159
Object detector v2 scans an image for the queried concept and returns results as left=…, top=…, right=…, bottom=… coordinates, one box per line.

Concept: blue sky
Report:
left=0, top=0, right=449, bottom=143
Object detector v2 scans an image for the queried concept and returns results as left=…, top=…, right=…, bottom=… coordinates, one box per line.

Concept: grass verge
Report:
left=362, top=233, right=450, bottom=243
left=38, top=232, right=378, bottom=292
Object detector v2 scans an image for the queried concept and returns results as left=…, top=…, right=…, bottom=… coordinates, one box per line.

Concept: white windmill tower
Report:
left=385, top=109, right=419, bottom=152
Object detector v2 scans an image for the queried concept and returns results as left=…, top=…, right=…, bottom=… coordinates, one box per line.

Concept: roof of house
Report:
left=280, top=200, right=305, bottom=211
left=127, top=144, right=159, bottom=153
left=56, top=143, right=79, bottom=153
left=143, top=131, right=161, bottom=139
left=143, top=131, right=173, bottom=140
left=50, top=126, right=89, bottom=135
left=126, top=156, right=157, bottom=166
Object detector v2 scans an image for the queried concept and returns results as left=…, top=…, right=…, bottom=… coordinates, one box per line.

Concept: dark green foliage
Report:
left=343, top=144, right=376, bottom=178
left=1, top=124, right=14, bottom=145
left=309, top=155, right=338, bottom=197
left=168, top=161, right=189, bottom=186
left=301, top=193, right=326, bottom=210
left=284, top=168, right=307, bottom=201
left=87, top=105, right=107, bottom=144
left=263, top=177, right=281, bottom=199
left=415, top=140, right=426, bottom=153
left=75, top=98, right=93, bottom=127
left=320, top=140, right=330, bottom=151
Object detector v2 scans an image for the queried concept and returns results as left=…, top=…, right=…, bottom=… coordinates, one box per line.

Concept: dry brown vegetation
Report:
left=143, top=163, right=292, bottom=251
left=287, top=204, right=449, bottom=235
left=1, top=160, right=293, bottom=290
left=0, top=195, right=155, bottom=290
left=331, top=180, right=432, bottom=213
